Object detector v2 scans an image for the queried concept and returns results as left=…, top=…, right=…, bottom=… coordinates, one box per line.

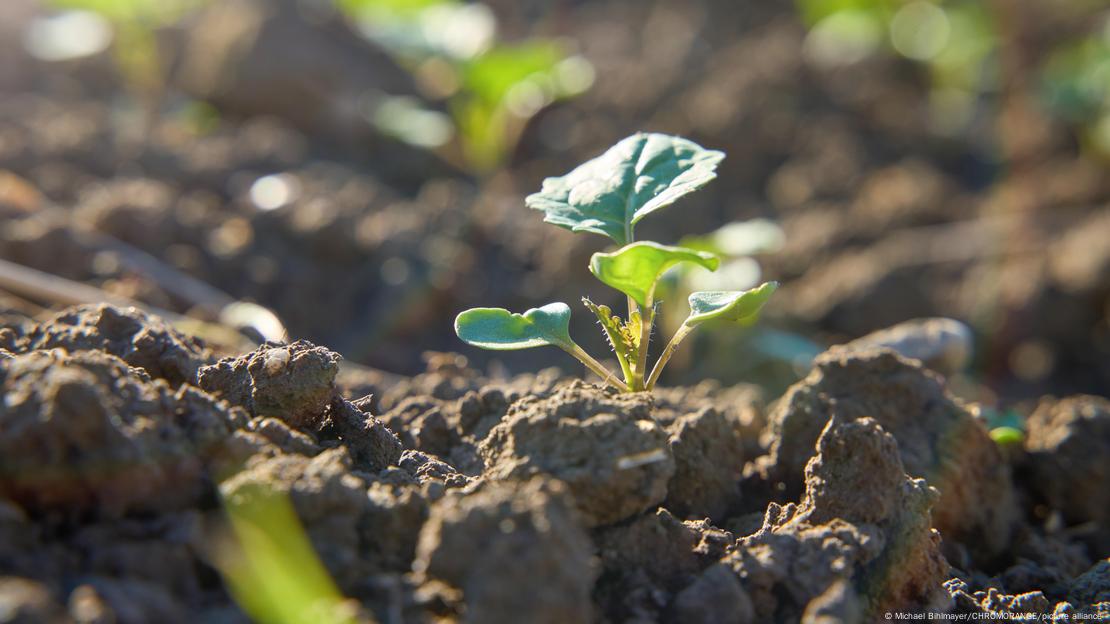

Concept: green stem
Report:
left=645, top=323, right=695, bottom=390
left=563, top=344, right=631, bottom=392
left=606, top=331, right=635, bottom=389
left=632, top=293, right=654, bottom=392
left=623, top=220, right=642, bottom=389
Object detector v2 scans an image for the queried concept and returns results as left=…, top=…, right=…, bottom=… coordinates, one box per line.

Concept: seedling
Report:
left=336, top=0, right=594, bottom=171
left=454, top=133, right=778, bottom=392
left=45, top=0, right=208, bottom=130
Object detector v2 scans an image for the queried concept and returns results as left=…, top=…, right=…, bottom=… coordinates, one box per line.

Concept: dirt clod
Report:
left=593, top=508, right=736, bottom=621
left=478, top=381, right=675, bottom=527
left=663, top=405, right=745, bottom=521
left=17, top=304, right=212, bottom=386
left=731, top=416, right=949, bottom=621
left=750, top=347, right=1017, bottom=559
left=320, top=397, right=403, bottom=473
left=0, top=350, right=235, bottom=517
left=1025, top=395, right=1110, bottom=554
left=839, top=317, right=973, bottom=376
left=198, top=340, right=339, bottom=429
left=672, top=563, right=754, bottom=624
left=412, top=478, right=595, bottom=624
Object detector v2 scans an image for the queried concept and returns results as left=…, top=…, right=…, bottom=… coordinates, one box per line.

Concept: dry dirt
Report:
left=1, top=304, right=1107, bottom=623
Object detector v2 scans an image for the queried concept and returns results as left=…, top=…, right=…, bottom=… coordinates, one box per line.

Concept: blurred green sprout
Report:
left=217, top=484, right=359, bottom=624
left=797, top=0, right=996, bottom=133
left=43, top=0, right=206, bottom=98
left=336, top=0, right=594, bottom=171
left=1043, top=29, right=1110, bottom=158
left=454, top=133, right=778, bottom=392
left=989, top=426, right=1024, bottom=448
left=798, top=0, right=1110, bottom=154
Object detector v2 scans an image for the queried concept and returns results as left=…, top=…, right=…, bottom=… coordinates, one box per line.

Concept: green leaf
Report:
left=590, top=242, right=719, bottom=307
left=455, top=303, right=575, bottom=350
left=685, top=282, right=778, bottom=327
left=525, top=133, right=725, bottom=244
left=582, top=298, right=634, bottom=362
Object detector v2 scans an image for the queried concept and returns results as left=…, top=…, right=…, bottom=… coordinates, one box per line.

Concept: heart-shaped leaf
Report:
left=455, top=302, right=575, bottom=350
left=685, top=282, right=778, bottom=327
left=590, top=242, right=719, bottom=307
left=525, top=133, right=725, bottom=244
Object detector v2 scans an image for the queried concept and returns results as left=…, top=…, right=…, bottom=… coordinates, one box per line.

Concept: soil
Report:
left=1, top=305, right=1108, bottom=623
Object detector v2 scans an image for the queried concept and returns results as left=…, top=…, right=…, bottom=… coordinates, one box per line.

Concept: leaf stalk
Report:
left=645, top=323, right=695, bottom=390
left=562, top=343, right=631, bottom=392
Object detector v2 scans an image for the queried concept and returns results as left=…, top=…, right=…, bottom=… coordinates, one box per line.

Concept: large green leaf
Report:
left=686, top=282, right=778, bottom=327
left=455, top=302, right=574, bottom=350
left=525, top=133, right=725, bottom=244
left=590, top=242, right=719, bottom=307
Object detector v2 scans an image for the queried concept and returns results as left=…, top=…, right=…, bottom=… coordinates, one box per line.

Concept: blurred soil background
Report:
left=1, top=0, right=1109, bottom=405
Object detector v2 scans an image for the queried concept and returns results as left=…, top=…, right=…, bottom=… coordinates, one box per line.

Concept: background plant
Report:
left=335, top=0, right=595, bottom=172
left=454, top=133, right=778, bottom=392
left=43, top=0, right=208, bottom=134
left=798, top=0, right=1110, bottom=156
left=1042, top=28, right=1110, bottom=158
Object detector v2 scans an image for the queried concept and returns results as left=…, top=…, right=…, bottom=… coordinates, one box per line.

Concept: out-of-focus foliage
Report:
left=797, top=0, right=1110, bottom=155
left=45, top=0, right=206, bottom=94
left=217, top=484, right=358, bottom=624
left=798, top=0, right=996, bottom=134
left=657, top=219, right=784, bottom=336
left=1043, top=28, right=1110, bottom=157
left=337, top=0, right=594, bottom=171
left=47, top=0, right=201, bottom=22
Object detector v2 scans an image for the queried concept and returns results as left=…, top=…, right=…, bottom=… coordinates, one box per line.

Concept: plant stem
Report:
left=632, top=294, right=654, bottom=392
left=613, top=339, right=635, bottom=386
left=622, top=220, right=643, bottom=389
left=645, top=323, right=695, bottom=390
left=563, top=344, right=631, bottom=392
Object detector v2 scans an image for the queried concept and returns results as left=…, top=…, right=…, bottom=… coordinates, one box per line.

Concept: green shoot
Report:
left=216, top=484, right=358, bottom=624
left=454, top=133, right=778, bottom=392
left=334, top=0, right=594, bottom=171
left=46, top=0, right=208, bottom=135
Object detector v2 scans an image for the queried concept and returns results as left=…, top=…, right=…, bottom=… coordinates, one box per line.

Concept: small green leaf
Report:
left=525, top=133, right=725, bottom=244
left=590, top=242, right=719, bottom=307
left=686, top=282, right=778, bottom=327
left=990, top=426, right=1025, bottom=447
left=455, top=303, right=574, bottom=350
left=583, top=299, right=633, bottom=361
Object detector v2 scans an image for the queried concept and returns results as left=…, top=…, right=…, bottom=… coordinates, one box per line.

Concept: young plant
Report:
left=454, top=133, right=778, bottom=392
left=335, top=0, right=594, bottom=172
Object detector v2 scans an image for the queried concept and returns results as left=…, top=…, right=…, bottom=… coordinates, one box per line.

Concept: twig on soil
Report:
left=9, top=205, right=289, bottom=343
left=0, top=257, right=261, bottom=350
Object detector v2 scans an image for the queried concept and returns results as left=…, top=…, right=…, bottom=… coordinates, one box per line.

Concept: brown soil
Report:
left=1, top=305, right=1107, bottom=623
left=1, top=0, right=1108, bottom=400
